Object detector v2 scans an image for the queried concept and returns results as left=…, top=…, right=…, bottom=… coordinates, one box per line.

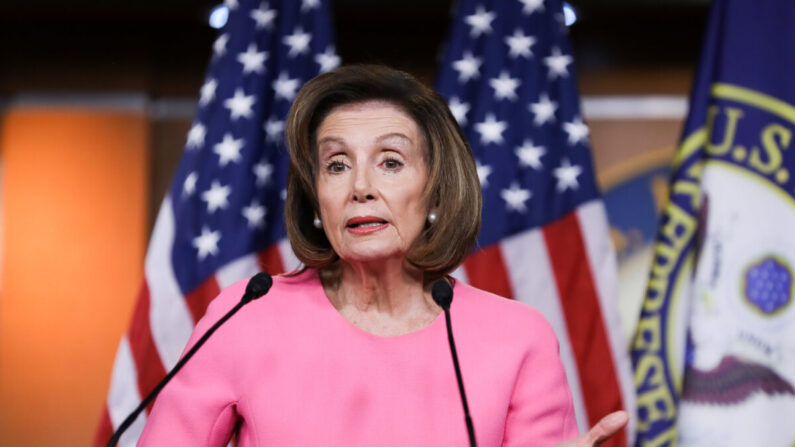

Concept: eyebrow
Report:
left=316, top=135, right=345, bottom=146
left=317, top=132, right=414, bottom=148
left=376, top=132, right=413, bottom=145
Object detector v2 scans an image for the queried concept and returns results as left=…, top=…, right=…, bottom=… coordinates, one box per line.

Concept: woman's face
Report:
left=315, top=100, right=429, bottom=265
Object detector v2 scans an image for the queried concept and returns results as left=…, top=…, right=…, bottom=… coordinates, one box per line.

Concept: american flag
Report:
left=435, top=0, right=635, bottom=444
left=93, top=0, right=337, bottom=445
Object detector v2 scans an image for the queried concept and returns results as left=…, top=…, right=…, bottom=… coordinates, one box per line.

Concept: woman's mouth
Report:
left=346, top=216, right=389, bottom=234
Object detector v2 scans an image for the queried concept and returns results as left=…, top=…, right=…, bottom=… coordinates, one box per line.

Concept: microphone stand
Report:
left=432, top=280, right=477, bottom=447
left=106, top=272, right=273, bottom=447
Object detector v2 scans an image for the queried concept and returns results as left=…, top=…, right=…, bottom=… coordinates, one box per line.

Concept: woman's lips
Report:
left=346, top=216, right=388, bottom=235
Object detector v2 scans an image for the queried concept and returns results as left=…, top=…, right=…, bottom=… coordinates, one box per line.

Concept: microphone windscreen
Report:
left=243, top=272, right=273, bottom=303
left=431, top=280, right=453, bottom=310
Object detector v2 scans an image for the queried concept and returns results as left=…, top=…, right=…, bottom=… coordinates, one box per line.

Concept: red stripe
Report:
left=257, top=244, right=286, bottom=275
left=127, top=282, right=168, bottom=413
left=92, top=406, right=114, bottom=447
left=184, top=275, right=222, bottom=324
left=463, top=244, right=514, bottom=299
left=543, top=213, right=626, bottom=446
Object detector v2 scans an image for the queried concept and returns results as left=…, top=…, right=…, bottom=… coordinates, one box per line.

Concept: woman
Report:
left=138, top=65, right=626, bottom=446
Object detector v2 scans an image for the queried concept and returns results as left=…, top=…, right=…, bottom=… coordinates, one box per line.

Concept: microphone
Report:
left=107, top=272, right=274, bottom=447
left=432, top=280, right=477, bottom=447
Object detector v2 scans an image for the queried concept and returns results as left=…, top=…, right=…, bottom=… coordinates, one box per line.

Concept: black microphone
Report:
left=432, top=280, right=477, bottom=447
left=107, top=272, right=273, bottom=447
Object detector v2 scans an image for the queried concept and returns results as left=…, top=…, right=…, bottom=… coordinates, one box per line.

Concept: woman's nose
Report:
left=352, top=167, right=376, bottom=202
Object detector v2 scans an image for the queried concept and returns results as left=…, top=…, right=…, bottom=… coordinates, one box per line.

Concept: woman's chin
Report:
left=338, top=247, right=408, bottom=267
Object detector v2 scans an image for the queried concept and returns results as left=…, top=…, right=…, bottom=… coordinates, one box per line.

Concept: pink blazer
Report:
left=138, top=269, right=577, bottom=446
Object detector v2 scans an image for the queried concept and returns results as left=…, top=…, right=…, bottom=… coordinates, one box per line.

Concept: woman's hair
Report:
left=284, top=64, right=482, bottom=284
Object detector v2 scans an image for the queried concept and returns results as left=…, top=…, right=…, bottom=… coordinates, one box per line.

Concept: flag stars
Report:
left=186, top=122, right=206, bottom=149
left=182, top=172, right=198, bottom=197
left=273, top=72, right=301, bottom=101
left=475, top=113, right=508, bottom=145
left=563, top=116, right=589, bottom=145
left=518, top=0, right=545, bottom=15
left=530, top=93, right=558, bottom=125
left=301, top=0, right=320, bottom=11
left=193, top=226, right=221, bottom=260
left=199, top=78, right=217, bottom=106
left=213, top=33, right=229, bottom=57
left=505, top=29, right=536, bottom=59
left=224, top=0, right=239, bottom=10
left=452, top=51, right=483, bottom=83
left=554, top=158, right=583, bottom=191
left=448, top=97, right=470, bottom=125
left=250, top=2, right=277, bottom=30
left=213, top=133, right=245, bottom=166
left=465, top=6, right=496, bottom=38
left=315, top=46, right=340, bottom=73
left=201, top=181, right=232, bottom=214
left=501, top=182, right=532, bottom=213
left=283, top=27, right=312, bottom=58
left=237, top=43, right=268, bottom=75
left=544, top=47, right=573, bottom=79
left=224, top=88, right=256, bottom=120
left=242, top=201, right=267, bottom=229
left=253, top=161, right=275, bottom=186
left=476, top=160, right=493, bottom=187
left=515, top=140, right=546, bottom=169
left=264, top=117, right=285, bottom=143
left=490, top=71, right=521, bottom=101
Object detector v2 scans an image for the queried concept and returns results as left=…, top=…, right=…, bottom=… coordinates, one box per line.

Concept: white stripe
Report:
left=500, top=230, right=589, bottom=433
left=216, top=253, right=261, bottom=289
left=449, top=265, right=469, bottom=283
left=576, top=201, right=636, bottom=444
left=146, top=198, right=195, bottom=370
left=278, top=238, right=302, bottom=273
left=106, top=337, right=147, bottom=447
left=582, top=95, right=687, bottom=120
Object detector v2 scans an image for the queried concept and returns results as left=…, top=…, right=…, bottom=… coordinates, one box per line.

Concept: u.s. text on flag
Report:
left=94, top=1, right=337, bottom=445
left=436, top=0, right=635, bottom=446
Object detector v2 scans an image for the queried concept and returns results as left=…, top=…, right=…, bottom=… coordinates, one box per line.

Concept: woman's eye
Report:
left=382, top=158, right=403, bottom=171
left=326, top=161, right=347, bottom=173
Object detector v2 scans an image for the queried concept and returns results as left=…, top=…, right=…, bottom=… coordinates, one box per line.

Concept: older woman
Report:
left=138, top=65, right=626, bottom=446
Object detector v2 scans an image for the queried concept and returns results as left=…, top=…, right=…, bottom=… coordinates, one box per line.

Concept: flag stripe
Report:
left=277, top=239, right=301, bottom=273
left=183, top=275, right=222, bottom=325
left=93, top=408, right=114, bottom=447
left=501, top=228, right=589, bottom=433
left=106, top=336, right=147, bottom=447
left=217, top=253, right=262, bottom=289
left=450, top=265, right=469, bottom=284
left=146, top=199, right=194, bottom=370
left=463, top=244, right=515, bottom=299
left=576, top=201, right=636, bottom=441
left=259, top=243, right=287, bottom=274
left=127, top=283, right=167, bottom=412
left=543, top=212, right=626, bottom=446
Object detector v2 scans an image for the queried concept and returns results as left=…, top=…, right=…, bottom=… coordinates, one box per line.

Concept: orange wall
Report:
left=0, top=107, right=148, bottom=445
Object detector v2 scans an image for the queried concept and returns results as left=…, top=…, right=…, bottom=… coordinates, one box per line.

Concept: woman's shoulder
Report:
left=202, top=268, right=322, bottom=322
left=452, top=280, right=558, bottom=342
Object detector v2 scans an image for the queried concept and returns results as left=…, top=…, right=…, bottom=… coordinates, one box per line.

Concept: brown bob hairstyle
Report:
left=284, top=64, right=482, bottom=283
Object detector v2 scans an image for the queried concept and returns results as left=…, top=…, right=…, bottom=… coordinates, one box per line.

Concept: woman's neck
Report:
left=323, top=259, right=441, bottom=336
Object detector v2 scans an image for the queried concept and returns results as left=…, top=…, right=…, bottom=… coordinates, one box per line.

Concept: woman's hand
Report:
left=554, top=411, right=629, bottom=447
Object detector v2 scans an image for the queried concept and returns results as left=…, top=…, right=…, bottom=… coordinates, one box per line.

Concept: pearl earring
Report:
left=427, top=211, right=438, bottom=224
left=313, top=215, right=322, bottom=229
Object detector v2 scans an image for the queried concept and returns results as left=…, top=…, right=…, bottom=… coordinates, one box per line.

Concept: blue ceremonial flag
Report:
left=632, top=1, right=795, bottom=445
left=436, top=0, right=634, bottom=445
left=95, top=0, right=337, bottom=444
